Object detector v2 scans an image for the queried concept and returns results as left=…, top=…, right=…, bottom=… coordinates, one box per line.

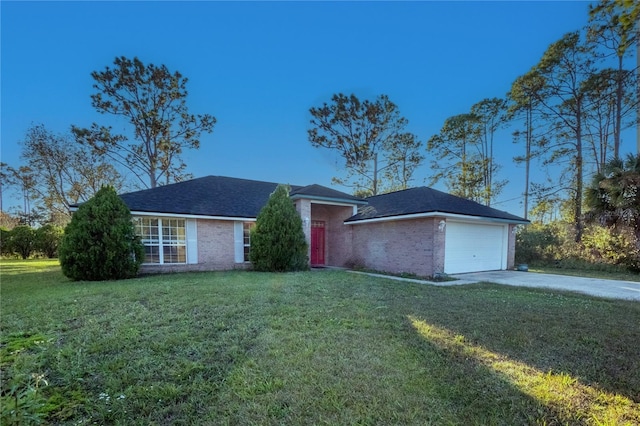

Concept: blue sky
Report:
left=1, top=0, right=621, bottom=217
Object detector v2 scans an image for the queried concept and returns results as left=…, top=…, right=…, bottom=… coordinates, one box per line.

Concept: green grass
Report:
left=529, top=265, right=640, bottom=282
left=1, top=259, right=639, bottom=425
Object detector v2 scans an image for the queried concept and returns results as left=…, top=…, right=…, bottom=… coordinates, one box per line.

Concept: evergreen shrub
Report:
left=59, top=186, right=144, bottom=280
left=250, top=184, right=309, bottom=272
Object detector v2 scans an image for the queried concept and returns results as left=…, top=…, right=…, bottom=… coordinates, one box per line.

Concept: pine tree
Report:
left=250, top=185, right=308, bottom=272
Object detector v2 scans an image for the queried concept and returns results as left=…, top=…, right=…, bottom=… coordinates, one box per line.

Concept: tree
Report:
left=582, top=69, right=619, bottom=173
left=0, top=227, right=12, bottom=257
left=249, top=185, right=308, bottom=272
left=427, top=112, right=504, bottom=204
left=383, top=133, right=424, bottom=192
left=526, top=32, right=596, bottom=241
left=588, top=0, right=639, bottom=156
left=308, top=93, right=422, bottom=197
left=585, top=153, right=640, bottom=237
left=35, top=224, right=64, bottom=258
left=0, top=212, right=19, bottom=230
left=59, top=186, right=144, bottom=281
left=585, top=154, right=640, bottom=270
left=528, top=197, right=563, bottom=224
left=470, top=98, right=508, bottom=206
left=17, top=124, right=124, bottom=218
left=8, top=226, right=36, bottom=260
left=2, top=164, right=38, bottom=226
left=72, top=56, right=216, bottom=189
left=508, top=71, right=548, bottom=219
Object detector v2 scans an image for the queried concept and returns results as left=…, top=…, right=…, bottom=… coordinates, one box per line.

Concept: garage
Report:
left=444, top=221, right=508, bottom=274
left=345, top=186, right=528, bottom=278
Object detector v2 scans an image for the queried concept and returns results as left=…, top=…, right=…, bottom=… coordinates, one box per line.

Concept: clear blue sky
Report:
left=2, top=0, right=621, bottom=217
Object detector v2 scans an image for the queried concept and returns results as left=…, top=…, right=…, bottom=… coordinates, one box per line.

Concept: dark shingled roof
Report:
left=345, top=186, right=528, bottom=223
left=290, top=184, right=368, bottom=204
left=117, top=176, right=364, bottom=218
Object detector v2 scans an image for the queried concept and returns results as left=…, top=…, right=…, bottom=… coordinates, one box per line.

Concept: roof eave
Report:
left=289, top=194, right=368, bottom=206
left=345, top=211, right=529, bottom=225
left=130, top=210, right=257, bottom=221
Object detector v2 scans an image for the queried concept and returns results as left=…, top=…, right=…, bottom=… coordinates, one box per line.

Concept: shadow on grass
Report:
left=394, top=282, right=640, bottom=405
left=405, top=315, right=640, bottom=425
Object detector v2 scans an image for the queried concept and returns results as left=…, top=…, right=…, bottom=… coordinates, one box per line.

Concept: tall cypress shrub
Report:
left=59, top=186, right=144, bottom=281
left=250, top=184, right=309, bottom=272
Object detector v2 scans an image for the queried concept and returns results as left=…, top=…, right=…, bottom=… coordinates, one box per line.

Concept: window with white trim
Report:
left=134, top=217, right=187, bottom=264
left=243, top=222, right=255, bottom=262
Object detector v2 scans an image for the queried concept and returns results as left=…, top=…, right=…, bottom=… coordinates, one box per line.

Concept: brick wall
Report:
left=196, top=219, right=238, bottom=269
left=507, top=224, right=517, bottom=269
left=350, top=217, right=441, bottom=278
left=432, top=218, right=446, bottom=275
left=138, top=213, right=515, bottom=276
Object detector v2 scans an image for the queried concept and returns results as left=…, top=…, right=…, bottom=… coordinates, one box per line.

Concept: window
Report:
left=243, top=222, right=255, bottom=262
left=134, top=217, right=186, bottom=264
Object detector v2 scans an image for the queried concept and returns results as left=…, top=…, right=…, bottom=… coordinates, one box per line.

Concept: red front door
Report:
left=311, top=221, right=325, bottom=266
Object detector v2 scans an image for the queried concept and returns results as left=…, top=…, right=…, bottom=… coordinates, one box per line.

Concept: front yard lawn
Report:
left=1, top=260, right=639, bottom=425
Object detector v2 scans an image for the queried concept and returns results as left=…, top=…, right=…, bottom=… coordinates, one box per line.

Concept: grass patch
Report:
left=1, top=259, right=639, bottom=424
left=530, top=264, right=640, bottom=282
left=350, top=267, right=457, bottom=282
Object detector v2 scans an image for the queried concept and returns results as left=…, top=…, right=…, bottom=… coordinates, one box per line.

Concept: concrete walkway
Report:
left=346, top=269, right=640, bottom=301
left=451, top=270, right=640, bottom=301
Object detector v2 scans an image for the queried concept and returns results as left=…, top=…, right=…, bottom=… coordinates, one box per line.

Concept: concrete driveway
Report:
left=450, top=270, right=640, bottom=301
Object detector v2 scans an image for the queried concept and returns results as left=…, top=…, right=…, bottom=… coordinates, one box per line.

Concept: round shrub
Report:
left=35, top=223, right=64, bottom=258
left=59, top=186, right=144, bottom=281
left=8, top=226, right=36, bottom=259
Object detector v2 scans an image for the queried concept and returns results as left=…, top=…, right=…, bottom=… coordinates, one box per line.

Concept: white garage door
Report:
left=444, top=221, right=507, bottom=274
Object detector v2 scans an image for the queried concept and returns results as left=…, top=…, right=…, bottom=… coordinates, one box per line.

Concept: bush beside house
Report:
left=59, top=186, right=144, bottom=281
left=250, top=184, right=309, bottom=272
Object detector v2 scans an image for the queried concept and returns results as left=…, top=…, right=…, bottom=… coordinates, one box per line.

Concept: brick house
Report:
left=114, top=175, right=528, bottom=276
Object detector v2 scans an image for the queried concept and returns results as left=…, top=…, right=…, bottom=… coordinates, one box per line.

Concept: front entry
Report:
left=310, top=220, right=325, bottom=266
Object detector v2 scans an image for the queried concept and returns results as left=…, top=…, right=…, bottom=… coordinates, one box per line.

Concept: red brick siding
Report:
left=196, top=219, right=238, bottom=269
left=507, top=224, right=517, bottom=269
left=350, top=217, right=442, bottom=278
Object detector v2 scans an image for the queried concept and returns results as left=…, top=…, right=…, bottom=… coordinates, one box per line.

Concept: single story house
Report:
left=113, top=175, right=528, bottom=276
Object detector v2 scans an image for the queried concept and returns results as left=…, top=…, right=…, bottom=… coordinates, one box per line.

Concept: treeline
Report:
left=0, top=224, right=64, bottom=260
left=516, top=152, right=640, bottom=272
left=517, top=217, right=640, bottom=272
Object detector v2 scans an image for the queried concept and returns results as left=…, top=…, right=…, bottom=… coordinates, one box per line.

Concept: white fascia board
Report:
left=444, top=213, right=528, bottom=225
left=130, top=211, right=256, bottom=222
left=309, top=199, right=363, bottom=208
left=290, top=195, right=367, bottom=206
left=345, top=211, right=528, bottom=226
